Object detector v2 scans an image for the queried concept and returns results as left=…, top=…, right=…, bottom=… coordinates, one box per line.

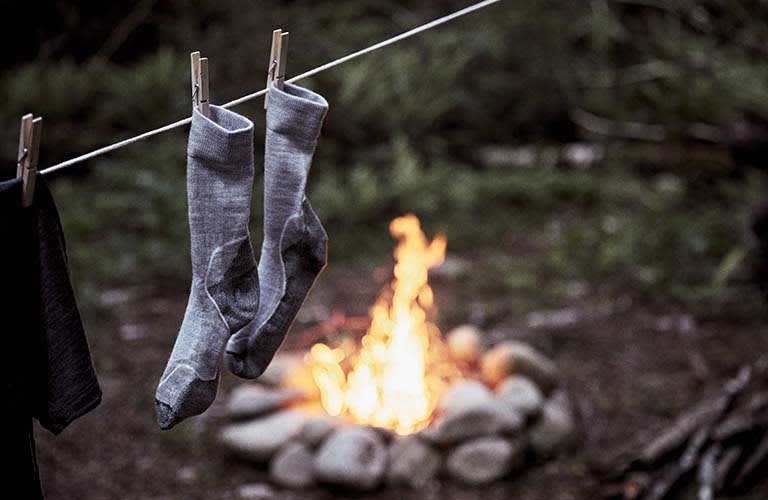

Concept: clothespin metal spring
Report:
left=264, top=29, right=289, bottom=110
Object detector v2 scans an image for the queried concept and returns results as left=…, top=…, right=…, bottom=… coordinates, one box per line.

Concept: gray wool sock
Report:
left=155, top=105, right=258, bottom=429
left=225, top=82, right=329, bottom=379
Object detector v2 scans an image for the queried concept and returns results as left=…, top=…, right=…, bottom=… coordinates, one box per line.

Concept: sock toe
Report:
left=155, top=399, right=178, bottom=430
left=155, top=364, right=220, bottom=429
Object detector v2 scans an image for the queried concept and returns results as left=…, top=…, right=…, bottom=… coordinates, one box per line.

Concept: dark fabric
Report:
left=0, top=177, right=45, bottom=500
left=0, top=173, right=101, bottom=499
left=31, top=177, right=102, bottom=433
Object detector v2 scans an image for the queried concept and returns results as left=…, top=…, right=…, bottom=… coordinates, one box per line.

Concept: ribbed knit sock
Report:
left=225, top=82, right=328, bottom=379
left=155, top=105, right=258, bottom=429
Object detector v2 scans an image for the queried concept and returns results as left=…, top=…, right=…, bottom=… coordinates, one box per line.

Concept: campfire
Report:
left=308, top=214, right=459, bottom=434
left=218, top=214, right=578, bottom=490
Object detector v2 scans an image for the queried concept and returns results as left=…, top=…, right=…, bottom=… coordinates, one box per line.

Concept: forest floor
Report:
left=35, top=258, right=768, bottom=500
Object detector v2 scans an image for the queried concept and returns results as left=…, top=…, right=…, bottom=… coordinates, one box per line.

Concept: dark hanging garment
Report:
left=0, top=177, right=45, bottom=499
left=0, top=174, right=101, bottom=499
left=29, top=177, right=102, bottom=433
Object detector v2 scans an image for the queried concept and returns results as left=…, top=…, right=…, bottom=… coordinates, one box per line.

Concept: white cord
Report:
left=40, top=0, right=501, bottom=176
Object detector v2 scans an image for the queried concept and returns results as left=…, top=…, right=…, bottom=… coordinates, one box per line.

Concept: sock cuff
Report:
left=189, top=105, right=254, bottom=165
left=266, top=83, right=329, bottom=148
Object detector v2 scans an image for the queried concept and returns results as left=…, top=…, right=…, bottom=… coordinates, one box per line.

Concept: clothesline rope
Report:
left=40, top=0, right=501, bottom=176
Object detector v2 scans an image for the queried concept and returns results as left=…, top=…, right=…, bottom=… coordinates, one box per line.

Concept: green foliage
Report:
left=1, top=49, right=188, bottom=164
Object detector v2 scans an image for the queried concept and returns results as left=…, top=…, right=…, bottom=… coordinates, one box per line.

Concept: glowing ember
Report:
left=307, top=214, right=459, bottom=434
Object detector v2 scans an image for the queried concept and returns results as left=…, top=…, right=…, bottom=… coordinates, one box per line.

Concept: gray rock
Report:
left=298, top=415, right=340, bottom=448
left=387, top=435, right=441, bottom=488
left=371, top=425, right=396, bottom=443
left=269, top=442, right=316, bottom=489
left=225, top=384, right=306, bottom=419
left=426, top=399, right=523, bottom=445
left=237, top=482, right=274, bottom=500
left=480, top=341, right=558, bottom=393
left=496, top=376, right=544, bottom=419
left=436, top=379, right=494, bottom=416
left=445, top=325, right=483, bottom=364
left=529, top=391, right=577, bottom=456
left=219, top=410, right=306, bottom=462
left=445, top=436, right=526, bottom=485
left=314, top=426, right=388, bottom=490
left=257, top=352, right=304, bottom=386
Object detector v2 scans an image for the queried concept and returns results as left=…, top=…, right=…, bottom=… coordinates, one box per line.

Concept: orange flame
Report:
left=307, top=214, right=459, bottom=434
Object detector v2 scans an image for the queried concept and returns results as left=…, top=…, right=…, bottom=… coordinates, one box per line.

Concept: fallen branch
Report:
left=602, top=359, right=768, bottom=500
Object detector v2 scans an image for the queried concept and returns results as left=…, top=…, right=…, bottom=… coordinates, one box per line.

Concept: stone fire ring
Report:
left=217, top=330, right=578, bottom=490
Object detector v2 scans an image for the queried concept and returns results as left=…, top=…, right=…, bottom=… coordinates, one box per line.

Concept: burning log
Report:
left=602, top=357, right=768, bottom=500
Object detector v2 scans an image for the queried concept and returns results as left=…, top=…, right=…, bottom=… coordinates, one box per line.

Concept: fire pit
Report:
left=218, top=215, right=578, bottom=490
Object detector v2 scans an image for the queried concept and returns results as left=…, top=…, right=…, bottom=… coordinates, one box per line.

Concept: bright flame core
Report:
left=308, top=214, right=458, bottom=434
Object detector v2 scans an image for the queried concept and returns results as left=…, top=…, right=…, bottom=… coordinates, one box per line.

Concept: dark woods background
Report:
left=3, top=2, right=768, bottom=498
left=3, top=0, right=768, bottom=318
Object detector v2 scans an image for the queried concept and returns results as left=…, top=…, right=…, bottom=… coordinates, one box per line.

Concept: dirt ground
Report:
left=35, top=262, right=768, bottom=500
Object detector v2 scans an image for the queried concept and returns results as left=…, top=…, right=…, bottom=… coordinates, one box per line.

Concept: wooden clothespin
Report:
left=190, top=51, right=210, bottom=117
left=17, top=114, right=42, bottom=208
left=264, top=29, right=289, bottom=110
